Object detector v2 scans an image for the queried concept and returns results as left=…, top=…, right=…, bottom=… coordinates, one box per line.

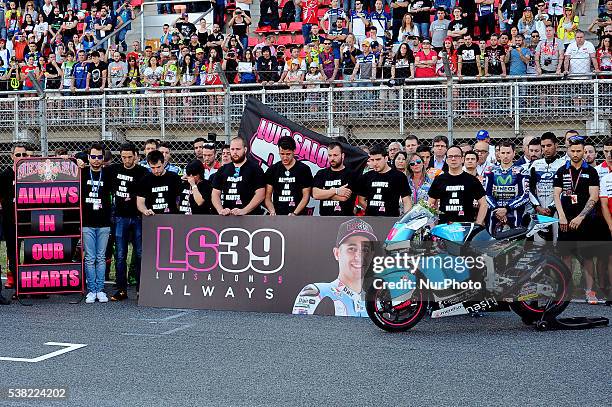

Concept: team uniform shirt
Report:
left=323, top=7, right=346, bottom=30
left=302, top=0, right=320, bottom=25
left=350, top=10, right=370, bottom=40
left=212, top=159, right=266, bottom=214
left=369, top=10, right=391, bottom=45
left=355, top=52, right=376, bottom=79
left=81, top=168, right=113, bottom=228
left=483, top=164, right=530, bottom=233
left=356, top=169, right=411, bottom=217
left=428, top=171, right=486, bottom=223
left=178, top=180, right=212, bottom=215
left=600, top=171, right=612, bottom=215
left=553, top=161, right=599, bottom=239
left=72, top=61, right=89, bottom=89
left=265, top=160, right=313, bottom=215
left=136, top=171, right=182, bottom=214
left=457, top=44, right=481, bottom=76
left=293, top=279, right=366, bottom=317
left=109, top=163, right=148, bottom=218
left=313, top=167, right=358, bottom=216
left=529, top=155, right=566, bottom=213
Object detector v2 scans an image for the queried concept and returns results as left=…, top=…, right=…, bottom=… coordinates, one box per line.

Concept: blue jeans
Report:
left=114, top=217, right=142, bottom=290
left=71, top=0, right=82, bottom=10
left=115, top=29, right=128, bottom=51
left=416, top=22, right=430, bottom=40
left=83, top=226, right=111, bottom=294
left=302, top=23, right=313, bottom=44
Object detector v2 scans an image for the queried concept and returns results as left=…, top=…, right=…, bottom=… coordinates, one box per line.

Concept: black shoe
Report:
left=605, top=301, right=612, bottom=307
left=110, top=290, right=128, bottom=301
left=0, top=294, right=10, bottom=305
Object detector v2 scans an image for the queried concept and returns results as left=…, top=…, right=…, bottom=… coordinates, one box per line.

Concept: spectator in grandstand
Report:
left=21, top=54, right=38, bottom=90
left=398, top=13, right=420, bottom=45
left=107, top=50, right=127, bottom=88
left=284, top=58, right=303, bottom=87
left=264, top=136, right=313, bottom=216
left=484, top=33, right=506, bottom=77
left=157, top=0, right=172, bottom=14
left=137, top=150, right=182, bottom=217
left=589, top=0, right=612, bottom=41
left=238, top=48, right=257, bottom=84
left=448, top=7, right=468, bottom=40
left=94, top=6, right=113, bottom=43
left=256, top=46, right=279, bottom=84
left=505, top=34, right=530, bottom=76
left=87, top=50, right=107, bottom=91
left=301, top=0, right=321, bottom=45
left=428, top=146, right=488, bottom=224
left=596, top=35, right=612, bottom=73
left=115, top=1, right=135, bottom=53
left=43, top=52, right=62, bottom=89
left=321, top=0, right=346, bottom=32
left=535, top=25, right=564, bottom=76
left=160, top=24, right=173, bottom=45
left=428, top=135, right=448, bottom=171
left=553, top=137, right=600, bottom=305
left=212, top=137, right=266, bottom=215
left=410, top=0, right=432, bottom=41
left=476, top=0, right=495, bottom=40
left=356, top=144, right=412, bottom=217
left=253, top=33, right=277, bottom=56
left=557, top=6, right=579, bottom=48
left=108, top=142, right=147, bottom=301
left=349, top=0, right=369, bottom=46
left=280, top=45, right=306, bottom=82
left=564, top=30, right=599, bottom=81
left=228, top=8, right=252, bottom=51
left=327, top=17, right=349, bottom=58
left=81, top=143, right=113, bottom=304
left=404, top=135, right=419, bottom=154
left=457, top=33, right=481, bottom=78
left=499, top=0, right=525, bottom=32
left=319, top=38, right=339, bottom=81
left=259, top=0, right=280, bottom=29
left=533, top=1, right=549, bottom=38
left=350, top=39, right=376, bottom=83
left=483, top=142, right=530, bottom=235
left=414, top=39, right=438, bottom=78
left=436, top=37, right=457, bottom=75
left=175, top=12, right=197, bottom=39
left=430, top=7, right=450, bottom=51
left=517, top=7, right=536, bottom=39
left=369, top=0, right=391, bottom=46
left=124, top=55, right=141, bottom=88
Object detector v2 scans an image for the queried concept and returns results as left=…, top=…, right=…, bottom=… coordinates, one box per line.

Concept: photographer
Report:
left=228, top=8, right=252, bottom=51
left=115, top=0, right=135, bottom=52
left=535, top=25, right=564, bottom=76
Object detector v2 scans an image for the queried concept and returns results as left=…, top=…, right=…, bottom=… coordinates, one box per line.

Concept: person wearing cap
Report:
left=414, top=38, right=438, bottom=78
left=475, top=129, right=496, bottom=158
left=517, top=6, right=536, bottom=38
left=292, top=218, right=378, bottom=317
left=174, top=12, right=196, bottom=39
left=557, top=5, right=579, bottom=47
left=283, top=57, right=303, bottom=88
left=350, top=38, right=377, bottom=83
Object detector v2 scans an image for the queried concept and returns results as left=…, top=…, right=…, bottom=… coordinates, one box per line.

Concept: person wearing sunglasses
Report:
left=211, top=137, right=265, bottom=216
left=428, top=146, right=488, bottom=225
left=0, top=143, right=30, bottom=303
left=81, top=143, right=113, bottom=304
left=407, top=152, right=435, bottom=205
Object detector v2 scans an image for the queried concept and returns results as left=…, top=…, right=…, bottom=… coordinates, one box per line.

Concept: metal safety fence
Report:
left=0, top=78, right=611, bottom=167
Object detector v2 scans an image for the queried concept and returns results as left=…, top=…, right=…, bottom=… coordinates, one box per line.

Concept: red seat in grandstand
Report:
left=255, top=26, right=272, bottom=34
left=293, top=35, right=304, bottom=45
left=248, top=36, right=261, bottom=47
left=130, top=0, right=142, bottom=6
left=288, top=22, right=303, bottom=33
left=276, top=35, right=293, bottom=46
left=77, top=22, right=84, bottom=32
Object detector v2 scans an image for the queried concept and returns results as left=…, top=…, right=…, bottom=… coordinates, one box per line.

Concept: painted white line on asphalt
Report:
left=0, top=342, right=87, bottom=363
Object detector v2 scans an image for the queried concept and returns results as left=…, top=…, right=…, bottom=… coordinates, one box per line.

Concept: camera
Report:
left=544, top=58, right=552, bottom=66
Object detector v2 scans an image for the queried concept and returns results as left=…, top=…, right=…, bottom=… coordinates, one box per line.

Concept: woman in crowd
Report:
left=557, top=6, right=579, bottom=48
left=239, top=48, right=257, bottom=84
left=227, top=8, right=252, bottom=51
left=222, top=35, right=244, bottom=58
left=205, top=48, right=224, bottom=116
left=394, top=151, right=408, bottom=175
left=398, top=13, right=420, bottom=44
left=407, top=152, right=435, bottom=204
left=414, top=39, right=438, bottom=78
left=597, top=35, right=612, bottom=73
left=143, top=55, right=163, bottom=117
left=392, top=42, right=415, bottom=81
left=22, top=14, right=36, bottom=39
left=437, top=37, right=457, bottom=76
left=517, top=7, right=536, bottom=39
left=34, top=13, right=49, bottom=43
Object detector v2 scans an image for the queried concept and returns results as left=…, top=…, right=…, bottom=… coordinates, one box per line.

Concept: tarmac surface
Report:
left=0, top=287, right=610, bottom=407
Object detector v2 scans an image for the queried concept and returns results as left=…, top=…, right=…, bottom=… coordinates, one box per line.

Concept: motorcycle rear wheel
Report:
left=366, top=284, right=427, bottom=332
left=509, top=258, right=571, bottom=324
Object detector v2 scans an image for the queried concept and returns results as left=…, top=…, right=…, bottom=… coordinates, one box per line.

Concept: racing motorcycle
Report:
left=365, top=204, right=572, bottom=332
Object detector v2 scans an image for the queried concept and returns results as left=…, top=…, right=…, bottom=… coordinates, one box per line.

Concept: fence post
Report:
left=39, top=94, right=48, bottom=156
left=327, top=86, right=334, bottom=136
left=13, top=95, right=19, bottom=142
left=399, top=87, right=404, bottom=137
left=101, top=92, right=107, bottom=140
left=160, top=90, right=166, bottom=141
left=446, top=79, right=454, bottom=144
left=593, top=80, right=600, bottom=136
left=224, top=87, right=231, bottom=142
left=513, top=81, right=520, bottom=136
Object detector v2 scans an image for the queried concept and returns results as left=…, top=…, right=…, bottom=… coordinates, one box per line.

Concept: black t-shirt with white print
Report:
left=313, top=166, right=358, bottom=216
left=357, top=168, right=411, bottom=217
left=212, top=159, right=266, bottom=214
left=428, top=171, right=485, bottom=223
left=457, top=44, right=481, bottom=76
left=136, top=171, right=182, bottom=214
left=265, top=160, right=313, bottom=215
left=109, top=163, right=148, bottom=218
left=88, top=61, right=107, bottom=89
left=178, top=180, right=212, bottom=215
left=81, top=167, right=112, bottom=227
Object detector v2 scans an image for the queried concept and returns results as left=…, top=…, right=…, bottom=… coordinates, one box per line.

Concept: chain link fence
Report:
left=0, top=79, right=611, bottom=168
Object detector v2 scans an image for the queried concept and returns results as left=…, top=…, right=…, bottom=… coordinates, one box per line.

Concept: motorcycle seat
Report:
left=493, top=227, right=528, bottom=241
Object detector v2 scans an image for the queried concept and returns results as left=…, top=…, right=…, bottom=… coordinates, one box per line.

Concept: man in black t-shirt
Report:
left=87, top=51, right=107, bottom=91
left=136, top=150, right=182, bottom=216
left=108, top=142, right=147, bottom=301
left=428, top=146, right=488, bottom=224
left=82, top=143, right=113, bottom=304
left=0, top=143, right=29, bottom=304
left=553, top=138, right=600, bottom=304
left=484, top=33, right=507, bottom=76
left=178, top=160, right=212, bottom=215
left=313, top=142, right=358, bottom=216
left=356, top=144, right=411, bottom=217
left=212, top=137, right=266, bottom=216
left=457, top=34, right=482, bottom=78
left=264, top=136, right=313, bottom=216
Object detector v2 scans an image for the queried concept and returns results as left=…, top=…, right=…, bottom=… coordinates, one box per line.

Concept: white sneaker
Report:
left=85, top=292, right=96, bottom=304
left=96, top=292, right=109, bottom=303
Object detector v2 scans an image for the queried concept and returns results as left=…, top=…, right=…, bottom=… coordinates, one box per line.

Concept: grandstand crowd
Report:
left=0, top=130, right=611, bottom=306
left=0, top=0, right=611, bottom=91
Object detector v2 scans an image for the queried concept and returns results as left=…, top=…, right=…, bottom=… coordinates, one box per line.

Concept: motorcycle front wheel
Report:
left=509, top=258, right=571, bottom=324
left=365, top=283, right=427, bottom=332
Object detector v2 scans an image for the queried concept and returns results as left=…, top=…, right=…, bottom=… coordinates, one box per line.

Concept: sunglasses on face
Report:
left=409, top=160, right=423, bottom=166
left=14, top=153, right=29, bottom=157
left=89, top=154, right=104, bottom=160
